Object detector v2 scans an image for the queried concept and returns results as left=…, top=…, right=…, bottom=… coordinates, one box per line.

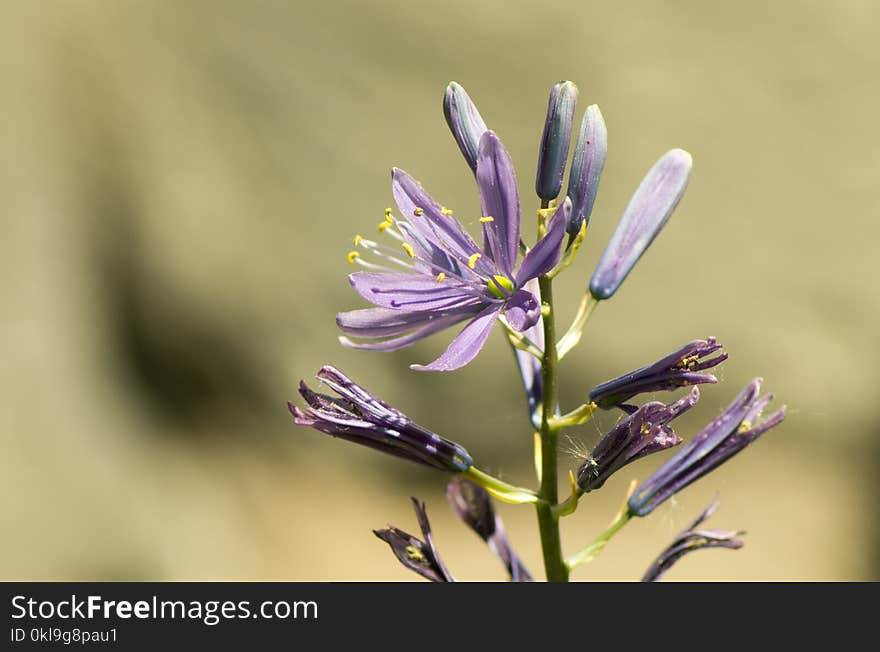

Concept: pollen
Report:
left=347, top=251, right=360, bottom=264
left=479, top=216, right=494, bottom=223
left=737, top=421, right=752, bottom=434
left=467, top=253, right=482, bottom=269
left=640, top=423, right=652, bottom=436
left=405, top=545, right=426, bottom=563
left=435, top=272, right=446, bottom=283
left=413, top=207, right=424, bottom=216
left=441, top=207, right=454, bottom=215
left=401, top=242, right=415, bottom=258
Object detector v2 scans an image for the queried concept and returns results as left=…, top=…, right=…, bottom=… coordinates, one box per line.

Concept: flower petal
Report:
left=476, top=131, right=521, bottom=277
left=503, top=288, right=541, bottom=332
left=339, top=311, right=477, bottom=352
left=348, top=271, right=481, bottom=311
left=411, top=304, right=501, bottom=372
left=515, top=197, right=570, bottom=285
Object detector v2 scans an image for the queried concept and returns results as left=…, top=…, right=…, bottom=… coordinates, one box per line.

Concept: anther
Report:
left=435, top=272, right=446, bottom=283
left=347, top=251, right=360, bottom=264
left=401, top=242, right=415, bottom=258
left=479, top=216, right=494, bottom=223
left=467, top=253, right=482, bottom=269
left=353, top=234, right=363, bottom=246
left=413, top=207, right=424, bottom=216
left=441, top=207, right=454, bottom=215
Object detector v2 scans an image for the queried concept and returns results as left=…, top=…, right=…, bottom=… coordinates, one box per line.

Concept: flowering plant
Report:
left=289, top=81, right=786, bottom=581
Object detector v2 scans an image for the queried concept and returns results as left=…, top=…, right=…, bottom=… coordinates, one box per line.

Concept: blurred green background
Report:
left=2, top=0, right=877, bottom=581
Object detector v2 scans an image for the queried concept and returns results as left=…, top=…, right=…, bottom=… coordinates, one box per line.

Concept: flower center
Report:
left=487, top=274, right=515, bottom=299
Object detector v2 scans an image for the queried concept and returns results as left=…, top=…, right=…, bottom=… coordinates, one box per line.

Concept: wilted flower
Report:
left=641, top=497, right=745, bottom=582
left=628, top=379, right=786, bottom=517
left=590, top=149, right=692, bottom=300
left=443, top=82, right=488, bottom=172
left=577, top=388, right=699, bottom=492
left=338, top=132, right=570, bottom=371
left=536, top=81, right=578, bottom=202
left=446, top=478, right=533, bottom=581
left=374, top=498, right=454, bottom=582
left=566, top=104, right=607, bottom=236
left=590, top=337, right=727, bottom=410
left=289, top=366, right=472, bottom=472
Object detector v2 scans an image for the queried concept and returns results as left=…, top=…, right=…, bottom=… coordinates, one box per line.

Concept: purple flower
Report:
left=590, top=149, right=692, bottom=300
left=577, top=388, right=699, bottom=493
left=289, top=366, right=472, bottom=472
left=590, top=337, right=728, bottom=410
left=566, top=104, right=607, bottom=236
left=641, top=497, right=745, bottom=582
left=446, top=478, right=533, bottom=582
left=536, top=81, right=578, bottom=202
left=338, top=131, right=570, bottom=371
left=628, top=379, right=786, bottom=517
left=443, top=82, right=488, bottom=172
left=374, top=498, right=454, bottom=582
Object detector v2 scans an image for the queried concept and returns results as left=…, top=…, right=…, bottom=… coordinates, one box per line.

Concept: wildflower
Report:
left=590, top=337, right=727, bottom=410
left=289, top=366, right=472, bottom=472
left=641, top=497, right=745, bottom=582
left=628, top=379, right=786, bottom=516
left=566, top=104, right=607, bottom=236
left=374, top=498, right=454, bottom=582
left=576, top=388, right=699, bottom=492
left=443, top=82, right=488, bottom=172
left=590, top=149, right=692, bottom=299
left=338, top=131, right=571, bottom=371
left=446, top=478, right=533, bottom=581
left=536, top=81, right=578, bottom=202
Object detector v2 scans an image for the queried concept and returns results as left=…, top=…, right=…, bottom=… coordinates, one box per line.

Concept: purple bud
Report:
left=374, top=498, right=454, bottom=582
left=566, top=104, right=607, bottom=235
left=590, top=149, right=692, bottom=299
left=628, top=379, right=786, bottom=517
left=641, top=497, right=745, bottom=582
left=443, top=82, right=488, bottom=172
left=536, top=81, right=578, bottom=202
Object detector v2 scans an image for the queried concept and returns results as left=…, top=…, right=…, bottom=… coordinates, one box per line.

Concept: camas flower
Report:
left=446, top=478, right=533, bottom=582
left=374, top=498, right=454, bottom=582
left=628, top=379, right=786, bottom=516
left=641, top=497, right=745, bottom=582
left=576, top=388, right=699, bottom=492
left=590, top=337, right=727, bottom=411
left=289, top=366, right=472, bottom=472
left=338, top=131, right=570, bottom=371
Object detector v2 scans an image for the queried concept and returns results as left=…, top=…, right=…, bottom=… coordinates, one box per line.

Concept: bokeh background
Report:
left=2, top=0, right=877, bottom=581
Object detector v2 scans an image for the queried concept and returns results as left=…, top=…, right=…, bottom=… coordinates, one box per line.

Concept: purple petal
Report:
left=503, top=288, right=541, bottom=332
left=516, top=197, right=570, bottom=285
left=339, top=312, right=477, bottom=352
left=392, top=168, right=484, bottom=272
left=337, top=305, right=474, bottom=338
left=443, top=82, right=488, bottom=173
left=348, top=271, right=481, bottom=311
left=411, top=304, right=501, bottom=372
left=590, top=149, right=692, bottom=299
left=476, top=131, right=521, bottom=277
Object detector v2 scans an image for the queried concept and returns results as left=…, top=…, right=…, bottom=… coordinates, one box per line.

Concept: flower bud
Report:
left=536, top=81, right=578, bottom=202
left=566, top=104, right=607, bottom=235
left=443, top=82, right=488, bottom=172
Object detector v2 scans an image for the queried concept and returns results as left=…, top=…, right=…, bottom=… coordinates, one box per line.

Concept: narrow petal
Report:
left=590, top=149, right=692, bottom=299
left=567, top=104, right=607, bottom=234
left=516, top=197, right=570, bottom=285
left=336, top=305, right=478, bottom=338
left=503, top=288, right=541, bottom=332
left=392, top=168, right=484, bottom=272
left=476, top=131, right=521, bottom=277
left=443, top=82, right=488, bottom=172
left=411, top=304, right=501, bottom=372
left=348, top=271, right=480, bottom=311
left=339, top=312, right=477, bottom=352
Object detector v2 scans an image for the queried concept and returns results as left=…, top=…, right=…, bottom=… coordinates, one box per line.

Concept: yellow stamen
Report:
left=378, top=219, right=393, bottom=232
left=401, top=242, right=415, bottom=258
left=467, top=253, right=482, bottom=269
left=441, top=207, right=454, bottom=215
left=435, top=272, right=446, bottom=283
left=737, top=421, right=752, bottom=434
left=385, top=207, right=393, bottom=216
left=347, top=251, right=360, bottom=264
left=353, top=234, right=363, bottom=246
left=479, top=216, right=495, bottom=223
left=413, top=207, right=424, bottom=216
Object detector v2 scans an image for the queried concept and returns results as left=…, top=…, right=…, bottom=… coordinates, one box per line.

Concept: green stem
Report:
left=566, top=510, right=633, bottom=570
left=463, top=466, right=540, bottom=505
left=535, top=272, right=568, bottom=582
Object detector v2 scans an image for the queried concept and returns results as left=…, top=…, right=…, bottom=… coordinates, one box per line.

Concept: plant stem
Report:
left=535, top=272, right=568, bottom=582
